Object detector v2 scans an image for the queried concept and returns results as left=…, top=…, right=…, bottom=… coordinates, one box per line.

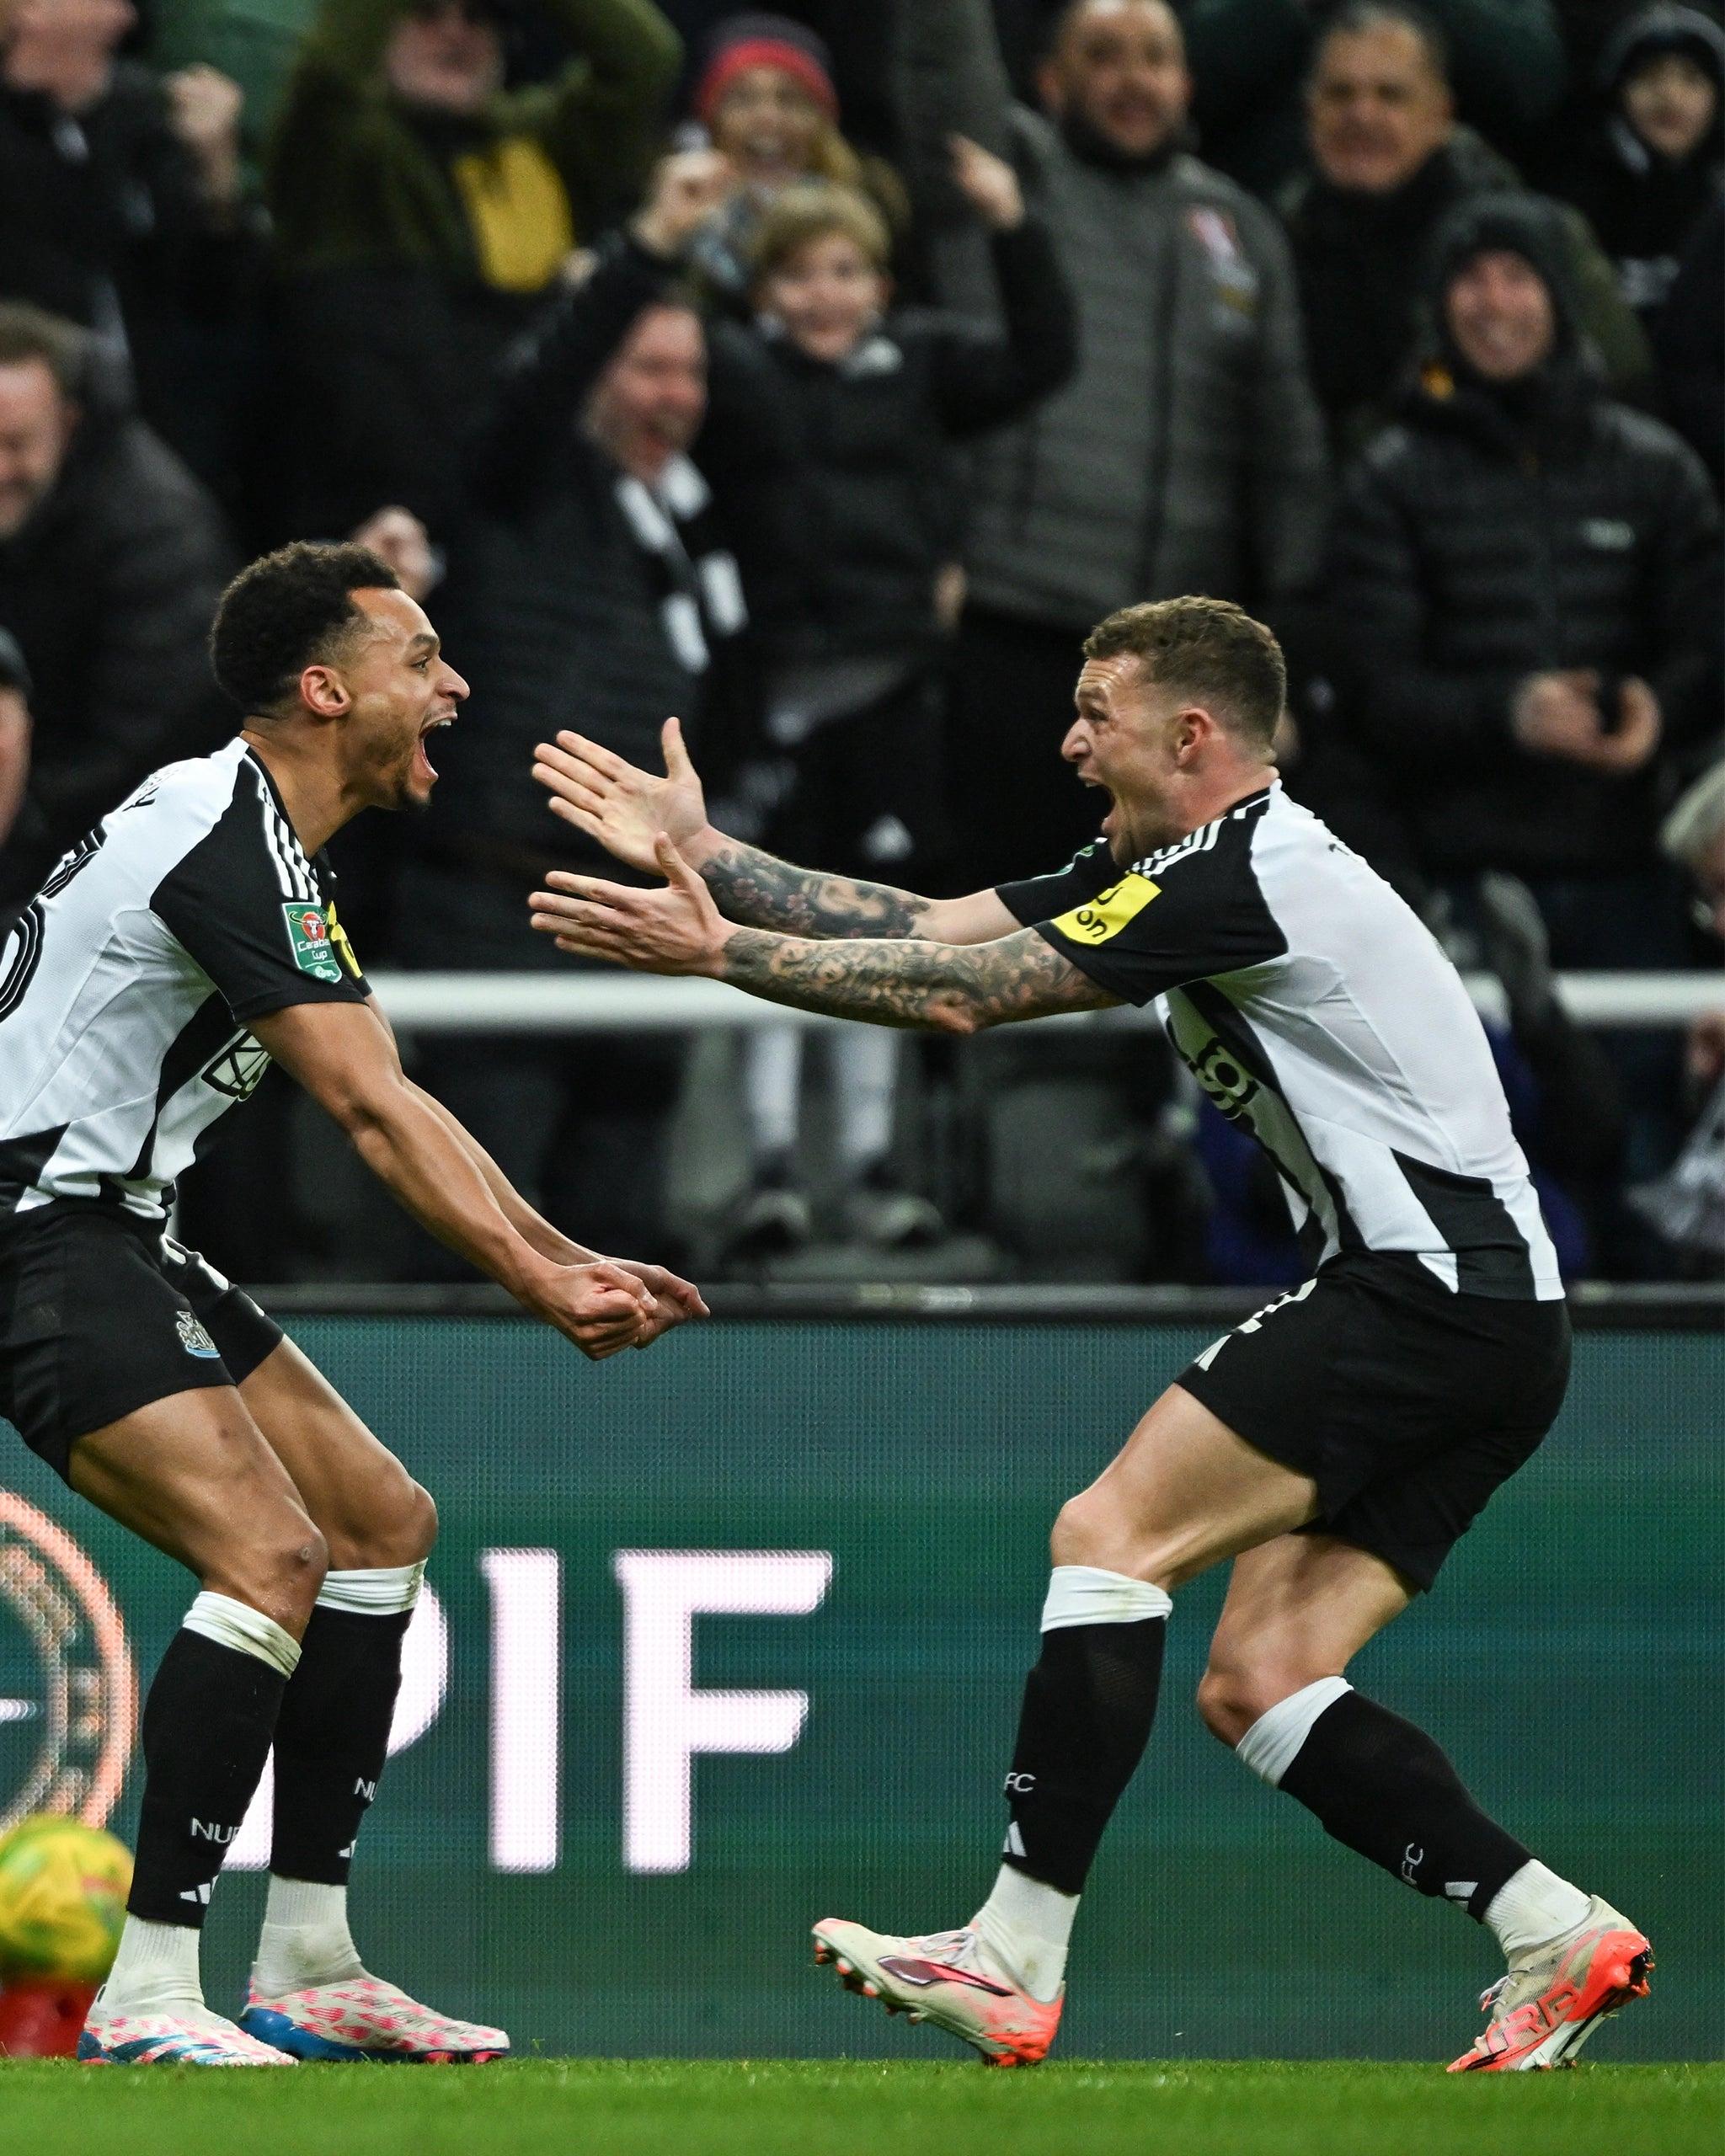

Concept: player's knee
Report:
left=1196, top=1662, right=1261, bottom=1747
left=228, top=1513, right=328, bottom=1630
left=369, top=1474, right=437, bottom=1567
left=1197, top=1656, right=1321, bottom=1749
left=1049, top=1489, right=1120, bottom=1570
left=400, top=1479, right=438, bottom=1564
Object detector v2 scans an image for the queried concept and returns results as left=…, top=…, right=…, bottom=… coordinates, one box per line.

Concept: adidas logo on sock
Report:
left=1004, top=1822, right=1027, bottom=1859
left=179, top=1881, right=214, bottom=1906
left=338, top=1843, right=355, bottom=1860
left=1445, top=1881, right=1478, bottom=1903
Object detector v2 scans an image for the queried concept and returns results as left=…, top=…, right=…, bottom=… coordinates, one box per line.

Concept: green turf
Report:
left=0, top=2060, right=1719, bottom=2156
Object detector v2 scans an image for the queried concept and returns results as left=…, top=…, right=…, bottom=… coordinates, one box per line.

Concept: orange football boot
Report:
left=1448, top=1897, right=1653, bottom=2071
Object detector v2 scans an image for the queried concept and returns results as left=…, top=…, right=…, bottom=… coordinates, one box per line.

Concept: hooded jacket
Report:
left=1551, top=3, right=1725, bottom=323
left=1328, top=194, right=1721, bottom=879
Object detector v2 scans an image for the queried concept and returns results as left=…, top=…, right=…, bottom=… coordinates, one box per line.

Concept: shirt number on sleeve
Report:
left=1049, top=873, right=1161, bottom=946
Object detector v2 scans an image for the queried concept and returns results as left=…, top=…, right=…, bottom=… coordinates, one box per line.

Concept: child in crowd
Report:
left=693, top=149, right=1075, bottom=1257
left=1557, top=2, right=1724, bottom=325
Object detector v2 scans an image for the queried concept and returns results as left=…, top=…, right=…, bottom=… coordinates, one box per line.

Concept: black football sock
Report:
left=126, top=1596, right=297, bottom=1927
left=269, top=1567, right=418, bottom=1885
left=1258, top=1684, right=1531, bottom=1920
left=1001, top=1569, right=1172, bottom=1897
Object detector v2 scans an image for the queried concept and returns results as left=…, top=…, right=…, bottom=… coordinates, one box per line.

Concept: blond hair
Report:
left=1084, top=597, right=1286, bottom=749
left=749, top=180, right=894, bottom=282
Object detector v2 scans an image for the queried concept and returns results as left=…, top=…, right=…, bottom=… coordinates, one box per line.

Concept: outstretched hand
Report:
left=530, top=834, right=732, bottom=975
left=533, top=717, right=711, bottom=875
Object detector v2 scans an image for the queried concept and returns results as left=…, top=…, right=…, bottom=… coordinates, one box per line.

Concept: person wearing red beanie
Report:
left=683, top=11, right=909, bottom=309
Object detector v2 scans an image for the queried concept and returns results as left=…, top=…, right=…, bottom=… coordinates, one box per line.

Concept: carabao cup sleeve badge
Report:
left=283, top=902, right=345, bottom=983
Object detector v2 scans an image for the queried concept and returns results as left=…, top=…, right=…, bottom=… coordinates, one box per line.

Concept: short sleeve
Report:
left=151, top=766, right=370, bottom=1022
left=996, top=839, right=1117, bottom=928
left=1014, top=808, right=1287, bottom=1006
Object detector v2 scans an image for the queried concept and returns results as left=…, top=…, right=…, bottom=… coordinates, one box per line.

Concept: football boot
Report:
left=812, top=1916, right=1061, bottom=2066
left=239, top=1975, right=510, bottom=2063
left=1448, top=1898, right=1653, bottom=2072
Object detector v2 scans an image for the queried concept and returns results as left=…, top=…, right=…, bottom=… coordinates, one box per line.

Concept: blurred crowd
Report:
left=0, top=0, right=1718, bottom=1287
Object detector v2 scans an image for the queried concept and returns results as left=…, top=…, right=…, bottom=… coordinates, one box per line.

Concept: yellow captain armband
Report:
left=1049, top=873, right=1161, bottom=946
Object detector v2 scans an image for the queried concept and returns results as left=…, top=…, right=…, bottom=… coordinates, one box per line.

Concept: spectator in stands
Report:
left=0, top=0, right=259, bottom=486
left=1181, top=0, right=1568, bottom=198
left=1549, top=3, right=1724, bottom=328
left=1328, top=193, right=1719, bottom=965
left=1281, top=1, right=1653, bottom=461
left=1628, top=761, right=1725, bottom=1271
left=0, top=302, right=236, bottom=910
left=681, top=13, right=912, bottom=312
left=895, top=0, right=1328, bottom=890
left=266, top=0, right=681, bottom=541
left=386, top=153, right=746, bottom=1270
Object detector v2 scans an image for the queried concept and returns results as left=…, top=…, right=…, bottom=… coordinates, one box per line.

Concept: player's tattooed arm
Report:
left=529, top=851, right=1119, bottom=1032
left=697, top=841, right=935, bottom=940
left=532, top=719, right=1014, bottom=943
left=718, top=924, right=1119, bottom=1033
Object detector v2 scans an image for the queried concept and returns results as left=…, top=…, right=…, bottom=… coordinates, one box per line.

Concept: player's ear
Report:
left=296, top=663, right=352, bottom=721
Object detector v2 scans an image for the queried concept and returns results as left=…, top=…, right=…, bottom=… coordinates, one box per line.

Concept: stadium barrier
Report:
left=3, top=1289, right=1718, bottom=2061
left=366, top=970, right=1723, bottom=1033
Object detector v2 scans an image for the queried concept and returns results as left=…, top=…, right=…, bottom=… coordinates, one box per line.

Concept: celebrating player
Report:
left=0, top=542, right=706, bottom=2067
left=529, top=596, right=1651, bottom=2073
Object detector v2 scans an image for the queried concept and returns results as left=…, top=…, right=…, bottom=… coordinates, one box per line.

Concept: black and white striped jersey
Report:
left=999, top=783, right=1562, bottom=1299
left=0, top=738, right=368, bottom=1224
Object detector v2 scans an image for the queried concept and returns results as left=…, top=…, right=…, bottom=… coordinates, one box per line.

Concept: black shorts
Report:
left=0, top=1202, right=284, bottom=1483
left=1177, top=1252, right=1571, bottom=1592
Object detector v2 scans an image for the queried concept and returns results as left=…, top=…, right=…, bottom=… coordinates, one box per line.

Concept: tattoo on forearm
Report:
left=718, top=926, right=1117, bottom=1032
left=700, top=842, right=933, bottom=940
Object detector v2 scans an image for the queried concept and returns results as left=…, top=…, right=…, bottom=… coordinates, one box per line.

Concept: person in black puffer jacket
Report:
left=1330, top=191, right=1720, bottom=916
left=1329, top=191, right=1721, bottom=1206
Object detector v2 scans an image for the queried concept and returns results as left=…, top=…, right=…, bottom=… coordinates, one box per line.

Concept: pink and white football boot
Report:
left=812, top=1917, right=1062, bottom=2066
left=238, top=1976, right=510, bottom=2064
left=79, top=2004, right=296, bottom=2066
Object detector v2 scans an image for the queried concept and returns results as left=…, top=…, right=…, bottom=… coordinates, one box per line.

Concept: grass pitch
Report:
left=0, top=2059, right=1719, bottom=2155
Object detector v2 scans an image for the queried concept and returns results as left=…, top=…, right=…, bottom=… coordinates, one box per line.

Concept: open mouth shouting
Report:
left=414, top=707, right=457, bottom=787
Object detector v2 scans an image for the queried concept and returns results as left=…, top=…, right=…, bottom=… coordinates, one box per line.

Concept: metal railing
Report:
left=367, top=969, right=1722, bottom=1033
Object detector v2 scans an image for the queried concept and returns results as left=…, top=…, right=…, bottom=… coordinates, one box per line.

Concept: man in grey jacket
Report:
left=897, top=0, right=1327, bottom=887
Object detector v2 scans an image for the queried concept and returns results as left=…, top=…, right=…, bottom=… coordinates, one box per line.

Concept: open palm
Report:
left=533, top=717, right=709, bottom=875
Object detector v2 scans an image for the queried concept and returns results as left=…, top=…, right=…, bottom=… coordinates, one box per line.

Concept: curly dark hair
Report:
left=1083, top=596, right=1285, bottom=748
left=209, top=542, right=401, bottom=718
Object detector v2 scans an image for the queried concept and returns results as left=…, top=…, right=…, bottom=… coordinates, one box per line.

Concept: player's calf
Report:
left=86, top=1589, right=302, bottom=2063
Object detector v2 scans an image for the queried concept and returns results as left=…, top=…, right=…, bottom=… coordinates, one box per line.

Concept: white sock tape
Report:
left=1235, top=1675, right=1353, bottom=1787
left=1040, top=1565, right=1172, bottom=1632
left=316, top=1561, right=425, bottom=1616
left=182, top=1591, right=301, bottom=1680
